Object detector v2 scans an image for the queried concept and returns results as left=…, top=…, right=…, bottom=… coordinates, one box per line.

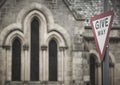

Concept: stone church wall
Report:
left=0, top=0, right=120, bottom=85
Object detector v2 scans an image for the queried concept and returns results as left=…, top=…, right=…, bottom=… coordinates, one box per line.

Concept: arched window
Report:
left=49, top=39, right=58, bottom=81
left=30, top=17, right=39, bottom=81
left=12, top=38, right=21, bottom=81
left=90, top=56, right=96, bottom=85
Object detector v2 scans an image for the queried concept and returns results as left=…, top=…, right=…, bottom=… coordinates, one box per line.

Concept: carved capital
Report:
left=41, top=46, right=47, bottom=50
left=23, top=45, right=29, bottom=50
left=109, top=62, right=114, bottom=67
left=59, top=46, right=68, bottom=51
left=96, top=62, right=101, bottom=67
left=2, top=45, right=10, bottom=50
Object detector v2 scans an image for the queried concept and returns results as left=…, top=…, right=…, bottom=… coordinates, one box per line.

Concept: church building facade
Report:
left=0, top=0, right=120, bottom=85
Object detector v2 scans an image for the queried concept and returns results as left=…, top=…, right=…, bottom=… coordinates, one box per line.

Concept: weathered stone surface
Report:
left=0, top=0, right=120, bottom=85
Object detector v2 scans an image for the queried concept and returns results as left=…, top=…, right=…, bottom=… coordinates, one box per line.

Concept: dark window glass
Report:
left=49, top=39, right=57, bottom=81
left=12, top=38, right=21, bottom=81
left=90, top=56, right=95, bottom=85
left=30, top=18, right=39, bottom=81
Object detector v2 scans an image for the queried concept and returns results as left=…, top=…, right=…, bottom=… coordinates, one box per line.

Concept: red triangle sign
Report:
left=90, top=11, right=114, bottom=61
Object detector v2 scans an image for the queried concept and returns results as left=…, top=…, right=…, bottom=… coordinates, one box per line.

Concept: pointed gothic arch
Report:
left=89, top=50, right=101, bottom=85
left=49, top=39, right=58, bottom=81
left=89, top=50, right=116, bottom=85
left=30, top=17, right=40, bottom=81
left=0, top=29, right=25, bottom=82
left=12, top=37, right=21, bottom=81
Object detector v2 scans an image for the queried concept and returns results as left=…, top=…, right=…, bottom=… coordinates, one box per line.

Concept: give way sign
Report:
left=90, top=11, right=114, bottom=61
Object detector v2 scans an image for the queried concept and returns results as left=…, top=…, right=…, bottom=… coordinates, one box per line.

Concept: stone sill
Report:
left=5, top=81, right=64, bottom=85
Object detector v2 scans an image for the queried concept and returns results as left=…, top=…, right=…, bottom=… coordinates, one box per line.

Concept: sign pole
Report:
left=102, top=45, right=109, bottom=85
left=102, top=0, right=109, bottom=85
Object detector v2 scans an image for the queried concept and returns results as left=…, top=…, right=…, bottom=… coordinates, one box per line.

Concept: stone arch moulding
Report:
left=16, top=2, right=54, bottom=29
left=0, top=2, right=70, bottom=48
left=4, top=30, right=25, bottom=46
left=46, top=31, right=66, bottom=47
left=0, top=23, right=22, bottom=46
left=89, top=50, right=116, bottom=64
left=109, top=52, right=116, bottom=65
left=89, top=50, right=101, bottom=64
left=17, top=2, right=71, bottom=48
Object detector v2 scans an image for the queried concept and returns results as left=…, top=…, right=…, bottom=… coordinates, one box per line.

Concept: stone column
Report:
left=4, top=45, right=11, bottom=81
left=41, top=46, right=47, bottom=81
left=0, top=46, right=10, bottom=85
left=23, top=45, right=29, bottom=81
left=21, top=46, right=25, bottom=81
left=63, top=47, right=68, bottom=85
left=59, top=47, right=65, bottom=83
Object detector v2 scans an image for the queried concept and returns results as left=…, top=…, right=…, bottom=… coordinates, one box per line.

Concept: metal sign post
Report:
left=102, top=0, right=109, bottom=85
left=102, top=45, right=109, bottom=85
